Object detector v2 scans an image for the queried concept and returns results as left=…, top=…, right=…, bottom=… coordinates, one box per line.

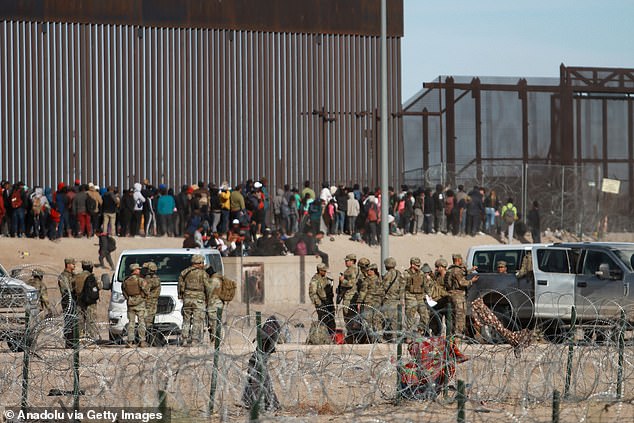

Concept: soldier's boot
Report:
left=139, top=341, right=149, bottom=348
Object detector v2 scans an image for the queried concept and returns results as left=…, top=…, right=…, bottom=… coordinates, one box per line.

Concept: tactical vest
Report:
left=123, top=276, right=142, bottom=296
left=444, top=266, right=465, bottom=291
left=409, top=272, right=425, bottom=294
left=185, top=269, right=205, bottom=291
left=74, top=272, right=89, bottom=296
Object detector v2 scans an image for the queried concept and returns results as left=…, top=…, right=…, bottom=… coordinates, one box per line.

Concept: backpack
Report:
left=444, top=196, right=454, bottom=216
left=503, top=207, right=516, bottom=224
left=215, top=274, right=236, bottom=302
left=198, top=192, right=209, bottom=207
left=294, top=239, right=307, bottom=256
left=32, top=196, right=43, bottom=215
left=86, top=195, right=98, bottom=213
left=10, top=190, right=23, bottom=209
left=107, top=236, right=117, bottom=252
left=366, top=203, right=378, bottom=222
left=80, top=274, right=100, bottom=305
left=306, top=321, right=332, bottom=345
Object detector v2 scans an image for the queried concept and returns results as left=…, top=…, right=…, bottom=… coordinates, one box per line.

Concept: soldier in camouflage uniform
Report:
left=381, top=257, right=404, bottom=341
left=403, top=257, right=432, bottom=335
left=58, top=258, right=76, bottom=348
left=143, top=262, right=161, bottom=330
left=122, top=263, right=149, bottom=347
left=429, top=258, right=451, bottom=336
left=178, top=254, right=209, bottom=346
left=338, top=253, right=359, bottom=323
left=309, top=263, right=335, bottom=335
left=73, top=260, right=101, bottom=340
left=515, top=251, right=533, bottom=279
left=362, top=263, right=385, bottom=341
left=27, top=268, right=54, bottom=315
left=444, top=253, right=478, bottom=336
left=205, top=269, right=223, bottom=344
left=354, top=257, right=371, bottom=313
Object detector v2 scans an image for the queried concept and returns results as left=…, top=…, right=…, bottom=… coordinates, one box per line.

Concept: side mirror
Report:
left=101, top=273, right=112, bottom=290
left=595, top=263, right=610, bottom=280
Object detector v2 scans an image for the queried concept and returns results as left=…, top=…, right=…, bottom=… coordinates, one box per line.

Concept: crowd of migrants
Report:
left=0, top=179, right=542, bottom=253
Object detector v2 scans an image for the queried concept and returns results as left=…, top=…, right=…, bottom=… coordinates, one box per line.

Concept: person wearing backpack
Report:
left=205, top=269, right=224, bottom=344
left=73, top=260, right=101, bottom=341
left=97, top=231, right=116, bottom=269
left=122, top=263, right=149, bottom=347
left=10, top=182, right=27, bottom=237
left=30, top=187, right=50, bottom=238
left=500, top=198, right=518, bottom=244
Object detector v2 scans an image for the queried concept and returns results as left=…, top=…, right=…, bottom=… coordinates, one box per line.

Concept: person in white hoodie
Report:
left=346, top=192, right=360, bottom=241
left=132, top=183, right=145, bottom=237
left=31, top=186, right=50, bottom=238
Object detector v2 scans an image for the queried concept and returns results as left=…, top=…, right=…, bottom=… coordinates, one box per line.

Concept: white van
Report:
left=102, top=248, right=223, bottom=344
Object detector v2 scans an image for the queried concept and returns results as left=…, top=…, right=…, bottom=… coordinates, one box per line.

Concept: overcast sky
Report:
left=401, top=0, right=634, bottom=100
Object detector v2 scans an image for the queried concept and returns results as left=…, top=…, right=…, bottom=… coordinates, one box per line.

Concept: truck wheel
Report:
left=479, top=306, right=519, bottom=345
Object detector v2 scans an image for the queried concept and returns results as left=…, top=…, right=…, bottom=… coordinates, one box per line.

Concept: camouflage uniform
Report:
left=338, top=254, right=359, bottom=323
left=178, top=255, right=209, bottom=345
left=444, top=254, right=474, bottom=335
left=123, top=263, right=150, bottom=346
left=143, top=262, right=161, bottom=328
left=27, top=268, right=53, bottom=314
left=428, top=260, right=450, bottom=336
left=382, top=257, right=404, bottom=339
left=310, top=263, right=335, bottom=331
left=403, top=257, right=431, bottom=334
left=362, top=264, right=385, bottom=339
left=205, top=271, right=223, bottom=343
left=58, top=258, right=76, bottom=348
left=516, top=252, right=533, bottom=279
left=73, top=260, right=101, bottom=340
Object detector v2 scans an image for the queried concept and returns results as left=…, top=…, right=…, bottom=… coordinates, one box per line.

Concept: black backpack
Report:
left=86, top=195, right=98, bottom=213
left=80, top=274, right=100, bottom=305
left=107, top=236, right=117, bottom=252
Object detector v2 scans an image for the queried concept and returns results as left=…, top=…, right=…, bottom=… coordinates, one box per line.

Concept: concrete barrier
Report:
left=223, top=255, right=323, bottom=305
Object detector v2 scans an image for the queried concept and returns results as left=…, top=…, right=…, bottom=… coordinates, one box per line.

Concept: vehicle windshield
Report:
left=613, top=248, right=634, bottom=272
left=117, top=253, right=223, bottom=283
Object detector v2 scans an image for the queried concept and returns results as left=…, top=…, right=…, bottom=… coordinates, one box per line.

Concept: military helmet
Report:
left=410, top=257, right=421, bottom=266
left=32, top=268, right=44, bottom=278
left=435, top=258, right=448, bottom=268
left=368, top=263, right=378, bottom=272
left=384, top=257, right=396, bottom=268
left=421, top=263, right=433, bottom=273
left=496, top=260, right=507, bottom=268
left=147, top=262, right=158, bottom=272
left=129, top=263, right=141, bottom=271
left=64, top=257, right=76, bottom=265
left=191, top=254, right=205, bottom=264
left=358, top=257, right=370, bottom=268
left=317, top=263, right=328, bottom=272
left=452, top=253, right=463, bottom=260
left=345, top=253, right=357, bottom=261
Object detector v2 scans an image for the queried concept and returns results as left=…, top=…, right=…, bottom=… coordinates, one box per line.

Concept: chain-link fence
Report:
left=403, top=162, right=631, bottom=237
left=3, top=268, right=634, bottom=422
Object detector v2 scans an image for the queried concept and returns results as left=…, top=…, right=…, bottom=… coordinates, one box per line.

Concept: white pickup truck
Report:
left=101, top=248, right=223, bottom=345
left=465, top=242, right=634, bottom=343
